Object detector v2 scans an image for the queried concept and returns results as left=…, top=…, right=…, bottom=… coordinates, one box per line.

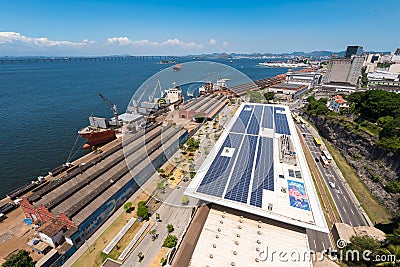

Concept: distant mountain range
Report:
left=186, top=50, right=392, bottom=59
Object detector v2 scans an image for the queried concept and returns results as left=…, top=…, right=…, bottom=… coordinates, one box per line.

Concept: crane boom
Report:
left=98, top=93, right=119, bottom=126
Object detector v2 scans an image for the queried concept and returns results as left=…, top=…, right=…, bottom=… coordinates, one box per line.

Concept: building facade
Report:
left=324, top=46, right=365, bottom=86
left=324, top=55, right=364, bottom=86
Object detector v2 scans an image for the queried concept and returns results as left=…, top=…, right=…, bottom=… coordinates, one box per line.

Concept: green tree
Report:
left=163, top=234, right=178, bottom=248
left=264, top=92, right=275, bottom=102
left=186, top=138, right=200, bottom=152
left=167, top=224, right=174, bottom=233
left=342, top=236, right=381, bottom=266
left=2, top=250, right=36, bottom=267
left=149, top=229, right=158, bottom=241
left=181, top=195, right=189, bottom=205
left=376, top=245, right=400, bottom=266
left=137, top=201, right=149, bottom=220
left=123, top=202, right=132, bottom=213
left=247, top=90, right=265, bottom=103
left=160, top=257, right=167, bottom=266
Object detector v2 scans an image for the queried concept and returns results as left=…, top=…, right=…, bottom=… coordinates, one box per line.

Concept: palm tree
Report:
left=376, top=245, right=400, bottom=266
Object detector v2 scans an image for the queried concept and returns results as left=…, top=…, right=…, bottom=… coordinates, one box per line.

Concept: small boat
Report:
left=173, top=64, right=182, bottom=71
left=157, top=60, right=176, bottom=64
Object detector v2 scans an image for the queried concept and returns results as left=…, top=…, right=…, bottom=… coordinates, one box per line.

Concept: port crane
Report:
left=131, top=79, right=164, bottom=113
left=98, top=93, right=119, bottom=126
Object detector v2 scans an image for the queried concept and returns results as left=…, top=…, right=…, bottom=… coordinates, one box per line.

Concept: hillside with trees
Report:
left=347, top=90, right=400, bottom=152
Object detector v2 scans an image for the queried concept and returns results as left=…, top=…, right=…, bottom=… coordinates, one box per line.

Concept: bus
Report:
left=314, top=137, right=321, bottom=147
left=321, top=150, right=332, bottom=163
left=320, top=155, right=329, bottom=168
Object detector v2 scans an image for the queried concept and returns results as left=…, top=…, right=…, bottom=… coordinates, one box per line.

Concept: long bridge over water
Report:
left=0, top=55, right=178, bottom=63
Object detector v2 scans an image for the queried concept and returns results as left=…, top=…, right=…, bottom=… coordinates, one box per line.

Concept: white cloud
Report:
left=222, top=41, right=228, bottom=48
left=0, top=32, right=93, bottom=47
left=106, top=37, right=159, bottom=46
left=107, top=36, right=203, bottom=49
left=0, top=32, right=207, bottom=55
left=209, top=38, right=217, bottom=45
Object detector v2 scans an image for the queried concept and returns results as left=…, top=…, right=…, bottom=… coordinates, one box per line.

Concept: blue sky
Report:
left=0, top=0, right=399, bottom=56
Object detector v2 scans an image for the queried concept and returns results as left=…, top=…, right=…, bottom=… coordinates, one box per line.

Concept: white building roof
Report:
left=185, top=103, right=328, bottom=233
left=118, top=112, right=144, bottom=123
left=189, top=207, right=312, bottom=267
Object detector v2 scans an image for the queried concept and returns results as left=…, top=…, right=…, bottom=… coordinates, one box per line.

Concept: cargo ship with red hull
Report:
left=79, top=93, right=120, bottom=149
left=78, top=124, right=116, bottom=148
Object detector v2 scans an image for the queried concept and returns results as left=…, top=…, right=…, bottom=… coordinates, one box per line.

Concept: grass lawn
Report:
left=324, top=140, right=392, bottom=225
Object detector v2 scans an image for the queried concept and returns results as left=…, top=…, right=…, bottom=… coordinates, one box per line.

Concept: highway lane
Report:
left=299, top=125, right=367, bottom=227
left=306, top=229, right=331, bottom=252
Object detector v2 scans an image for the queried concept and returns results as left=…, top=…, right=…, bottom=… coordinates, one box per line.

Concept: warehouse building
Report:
left=21, top=122, right=188, bottom=266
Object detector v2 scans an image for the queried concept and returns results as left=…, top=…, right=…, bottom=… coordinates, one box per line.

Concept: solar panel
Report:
left=250, top=137, right=274, bottom=208
left=274, top=107, right=291, bottom=135
left=231, top=105, right=253, bottom=133
left=197, top=133, right=243, bottom=197
left=246, top=105, right=263, bottom=135
left=224, top=135, right=258, bottom=203
left=262, top=106, right=273, bottom=129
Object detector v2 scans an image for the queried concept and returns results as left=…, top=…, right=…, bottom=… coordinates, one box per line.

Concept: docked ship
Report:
left=199, top=78, right=229, bottom=95
left=78, top=93, right=120, bottom=149
left=258, top=61, right=309, bottom=68
left=79, top=84, right=183, bottom=148
left=78, top=118, right=117, bottom=148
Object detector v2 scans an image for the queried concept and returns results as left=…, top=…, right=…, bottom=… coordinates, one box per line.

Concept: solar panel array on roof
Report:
left=250, top=137, right=274, bottom=208
left=262, top=106, right=273, bottom=129
left=246, top=105, right=262, bottom=135
left=195, top=104, right=282, bottom=208
left=230, top=105, right=252, bottom=133
left=197, top=133, right=243, bottom=197
left=274, top=107, right=291, bottom=135
left=187, top=103, right=330, bottom=233
left=224, top=135, right=257, bottom=203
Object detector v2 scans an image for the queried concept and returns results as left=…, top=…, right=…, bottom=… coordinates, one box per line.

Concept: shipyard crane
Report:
left=98, top=93, right=119, bottom=126
left=131, top=79, right=164, bottom=113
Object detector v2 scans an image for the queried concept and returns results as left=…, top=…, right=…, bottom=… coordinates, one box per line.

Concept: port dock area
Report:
left=0, top=73, right=287, bottom=266
left=0, top=89, right=232, bottom=266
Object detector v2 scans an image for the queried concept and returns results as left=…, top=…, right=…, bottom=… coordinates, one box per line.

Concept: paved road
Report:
left=291, top=113, right=368, bottom=253
left=306, top=229, right=331, bottom=252
left=121, top=187, right=197, bottom=266
left=299, top=125, right=367, bottom=227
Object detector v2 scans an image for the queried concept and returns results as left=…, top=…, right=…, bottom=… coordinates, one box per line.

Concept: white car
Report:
left=328, top=182, right=336, bottom=188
